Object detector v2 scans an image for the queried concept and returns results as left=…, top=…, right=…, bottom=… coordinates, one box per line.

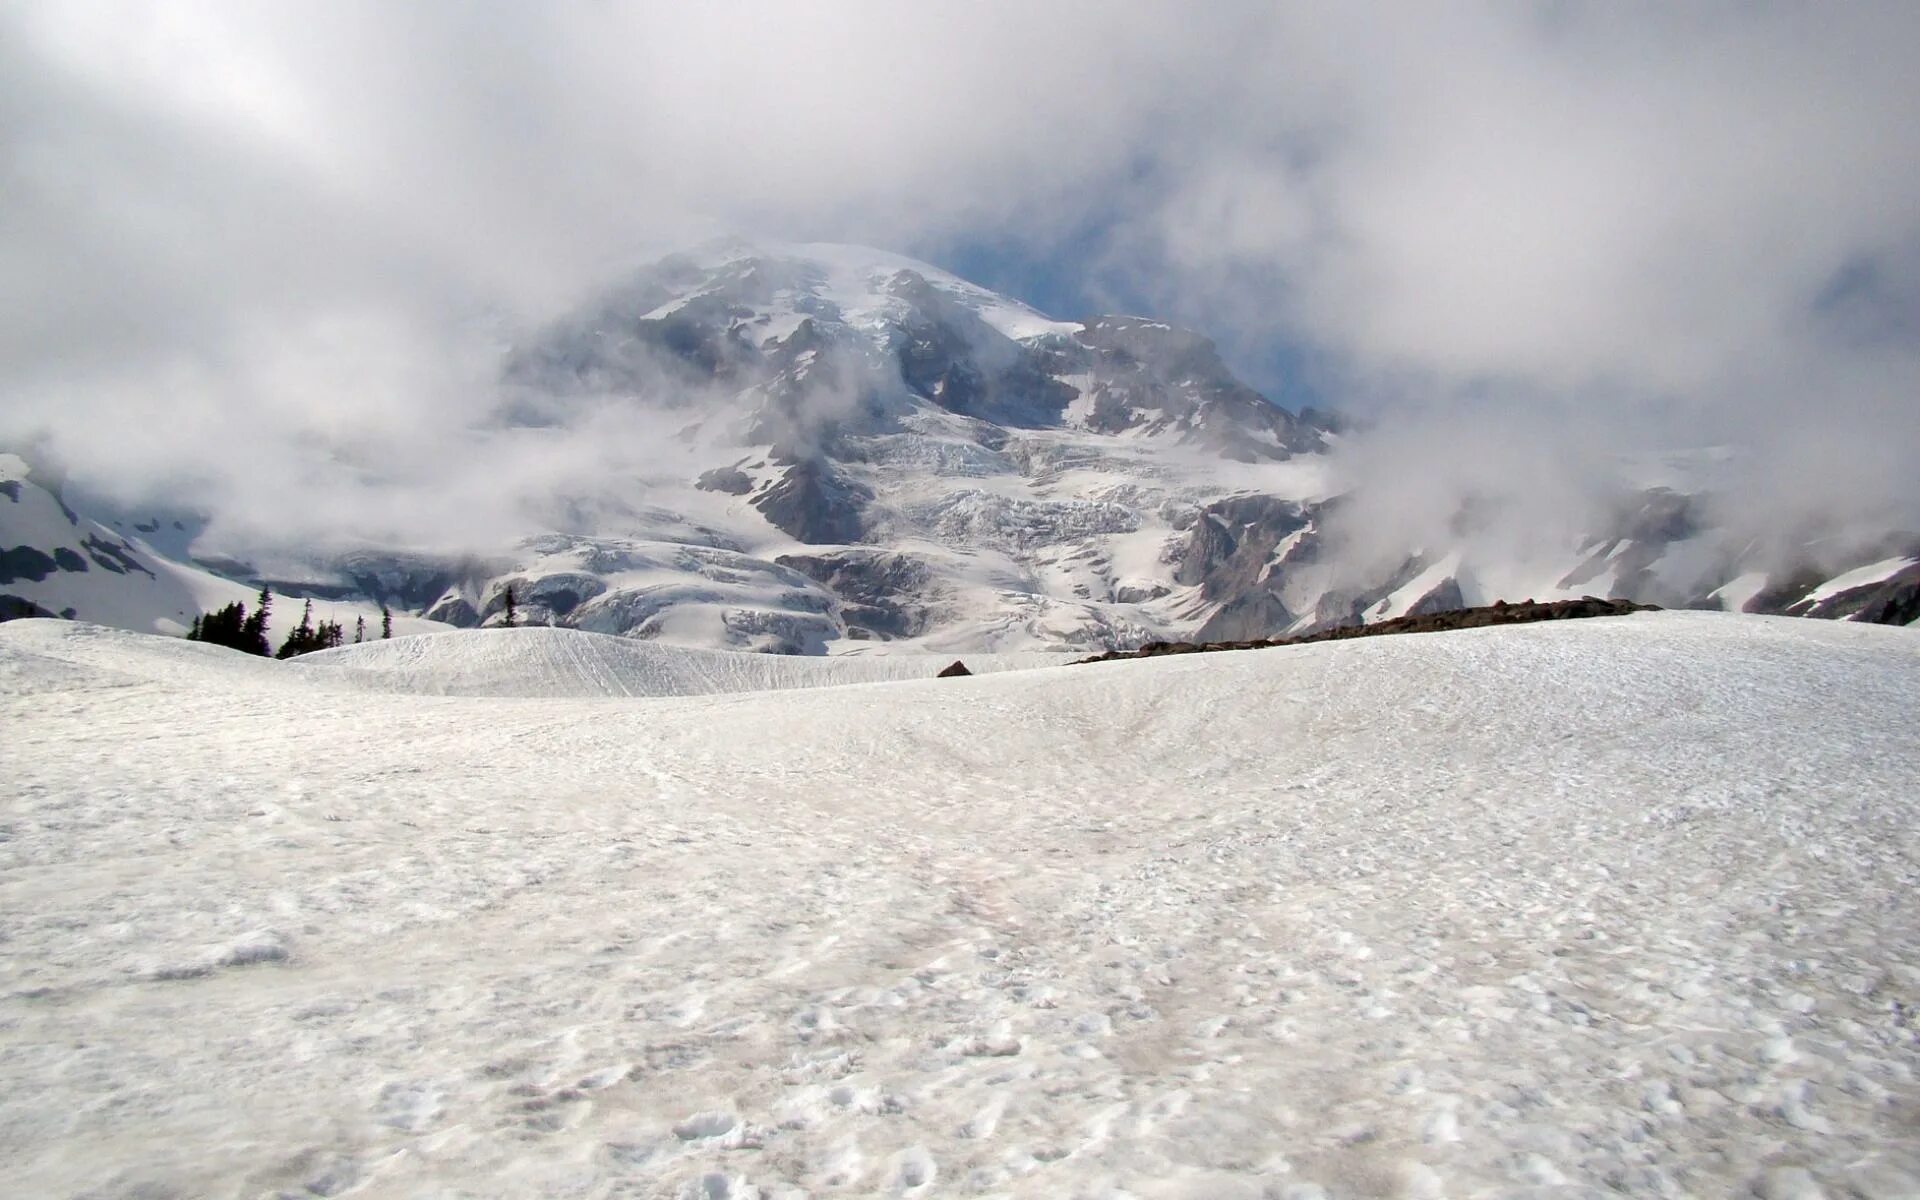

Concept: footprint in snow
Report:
left=892, top=1146, right=938, bottom=1192
left=374, top=1080, right=443, bottom=1132
left=673, top=1110, right=738, bottom=1141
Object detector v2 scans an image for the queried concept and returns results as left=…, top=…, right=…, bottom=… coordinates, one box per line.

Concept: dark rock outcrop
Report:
left=1800, top=561, right=1920, bottom=625
left=1175, top=495, right=1311, bottom=598
left=696, top=466, right=754, bottom=496
left=887, top=272, right=1075, bottom=429
left=0, top=593, right=59, bottom=621
left=751, top=460, right=872, bottom=545
left=1560, top=488, right=1699, bottom=601
left=0, top=546, right=60, bottom=585
left=81, top=535, right=153, bottom=577
left=775, top=549, right=940, bottom=638
left=1068, top=317, right=1323, bottom=460
left=1176, top=493, right=1318, bottom=641
left=936, top=660, right=972, bottom=678
left=1404, top=576, right=1466, bottom=618
left=425, top=592, right=481, bottom=628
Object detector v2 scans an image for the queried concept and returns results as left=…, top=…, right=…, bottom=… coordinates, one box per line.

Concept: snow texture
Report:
left=296, top=627, right=1063, bottom=698
left=3, top=612, right=1920, bottom=1199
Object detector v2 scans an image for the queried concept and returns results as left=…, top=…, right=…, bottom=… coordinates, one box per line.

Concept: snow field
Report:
left=2, top=612, right=1918, bottom=1198
left=294, top=626, right=1064, bottom=698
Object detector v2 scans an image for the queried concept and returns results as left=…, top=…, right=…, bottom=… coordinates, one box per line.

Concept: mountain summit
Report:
left=4, top=244, right=1916, bottom=649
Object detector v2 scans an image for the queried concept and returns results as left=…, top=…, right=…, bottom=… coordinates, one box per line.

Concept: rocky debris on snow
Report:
left=1078, top=596, right=1659, bottom=663
left=695, top=465, right=754, bottom=496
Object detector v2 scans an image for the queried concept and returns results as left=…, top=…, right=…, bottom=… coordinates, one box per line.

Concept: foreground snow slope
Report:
left=2, top=613, right=1918, bottom=1198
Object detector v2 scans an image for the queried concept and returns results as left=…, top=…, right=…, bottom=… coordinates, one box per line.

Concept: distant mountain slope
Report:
left=5, top=245, right=1915, bottom=651
left=0, top=454, right=449, bottom=643
left=0, top=451, right=248, bottom=634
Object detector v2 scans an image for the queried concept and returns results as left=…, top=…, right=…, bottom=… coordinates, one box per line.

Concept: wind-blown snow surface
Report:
left=294, top=627, right=1062, bottom=698
left=3, top=614, right=1918, bottom=1198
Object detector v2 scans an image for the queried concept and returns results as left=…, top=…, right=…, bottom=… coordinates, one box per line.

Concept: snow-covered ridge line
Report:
left=8, top=242, right=1919, bottom=653
left=0, top=618, right=1064, bottom=700
left=294, top=625, right=1063, bottom=698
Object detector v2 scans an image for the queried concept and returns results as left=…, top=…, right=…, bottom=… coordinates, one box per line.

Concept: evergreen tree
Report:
left=276, top=599, right=317, bottom=660
left=241, top=584, right=272, bottom=656
left=381, top=604, right=393, bottom=639
left=354, top=615, right=366, bottom=643
left=503, top=584, right=517, bottom=628
left=184, top=596, right=272, bottom=656
left=193, top=601, right=248, bottom=650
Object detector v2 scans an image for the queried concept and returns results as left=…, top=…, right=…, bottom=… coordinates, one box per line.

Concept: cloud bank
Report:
left=3, top=2, right=1916, bottom=554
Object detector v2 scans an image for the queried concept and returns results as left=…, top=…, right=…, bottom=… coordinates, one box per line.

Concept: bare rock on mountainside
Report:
left=0, top=593, right=62, bottom=621
left=750, top=459, right=874, bottom=546
left=775, top=549, right=942, bottom=639
left=4, top=245, right=1918, bottom=651
left=936, top=660, right=972, bottom=677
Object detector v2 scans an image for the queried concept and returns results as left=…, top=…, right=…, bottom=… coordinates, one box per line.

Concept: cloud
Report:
left=2, top=1, right=1916, bottom=557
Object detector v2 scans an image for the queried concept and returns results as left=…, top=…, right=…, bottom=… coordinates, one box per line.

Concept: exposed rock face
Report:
left=751, top=460, right=873, bottom=546
left=695, top=466, right=754, bottom=496
left=1176, top=494, right=1316, bottom=642
left=0, top=594, right=60, bottom=621
left=775, top=549, right=941, bottom=638
left=888, top=272, right=1075, bottom=429
left=1195, top=591, right=1298, bottom=644
left=477, top=572, right=608, bottom=626
left=1404, top=576, right=1466, bottom=618
left=8, top=244, right=1917, bottom=652
left=0, top=546, right=61, bottom=585
left=1175, top=495, right=1312, bottom=596
left=425, top=592, right=481, bottom=628
left=936, top=660, right=972, bottom=678
left=238, top=550, right=494, bottom=614
left=1560, top=488, right=1700, bottom=601
left=1067, top=317, right=1323, bottom=460
left=1798, top=560, right=1920, bottom=624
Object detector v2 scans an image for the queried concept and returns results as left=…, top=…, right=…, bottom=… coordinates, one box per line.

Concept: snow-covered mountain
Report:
left=0, top=453, right=448, bottom=642
left=4, top=243, right=1916, bottom=650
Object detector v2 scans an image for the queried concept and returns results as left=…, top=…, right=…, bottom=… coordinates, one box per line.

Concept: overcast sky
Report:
left=4, top=2, right=1917, bottom=546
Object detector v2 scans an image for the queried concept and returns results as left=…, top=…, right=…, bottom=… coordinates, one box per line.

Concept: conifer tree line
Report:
left=185, top=586, right=395, bottom=659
